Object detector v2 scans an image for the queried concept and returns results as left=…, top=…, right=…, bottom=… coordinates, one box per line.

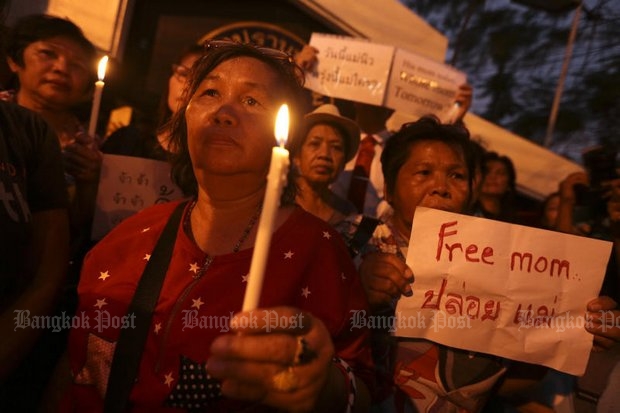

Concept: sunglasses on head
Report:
left=202, top=39, right=295, bottom=65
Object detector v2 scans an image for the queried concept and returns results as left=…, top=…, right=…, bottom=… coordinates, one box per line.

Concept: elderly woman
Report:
left=350, top=117, right=620, bottom=412
left=340, top=117, right=507, bottom=412
left=55, top=41, right=373, bottom=412
left=289, top=103, right=359, bottom=225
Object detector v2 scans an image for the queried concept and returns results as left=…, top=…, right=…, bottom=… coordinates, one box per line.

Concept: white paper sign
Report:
left=304, top=33, right=394, bottom=106
left=304, top=33, right=466, bottom=121
left=385, top=48, right=466, bottom=122
left=395, top=207, right=611, bottom=375
left=91, top=154, right=183, bottom=240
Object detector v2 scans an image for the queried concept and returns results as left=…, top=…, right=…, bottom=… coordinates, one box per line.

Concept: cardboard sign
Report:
left=395, top=207, right=612, bottom=375
left=91, top=154, right=183, bottom=240
left=304, top=33, right=465, bottom=121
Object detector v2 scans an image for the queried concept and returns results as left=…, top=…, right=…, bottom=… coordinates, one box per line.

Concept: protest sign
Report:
left=91, top=154, right=183, bottom=240
left=304, top=33, right=465, bottom=121
left=304, top=33, right=393, bottom=106
left=386, top=48, right=466, bottom=122
left=395, top=207, right=611, bottom=375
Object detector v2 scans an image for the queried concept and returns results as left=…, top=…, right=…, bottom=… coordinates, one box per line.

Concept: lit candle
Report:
left=242, top=104, right=290, bottom=311
left=88, top=55, right=108, bottom=137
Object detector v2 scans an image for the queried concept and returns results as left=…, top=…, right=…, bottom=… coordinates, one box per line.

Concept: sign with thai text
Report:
left=91, top=154, right=183, bottom=240
left=304, top=33, right=394, bottom=106
left=395, top=207, right=611, bottom=375
left=304, top=33, right=465, bottom=121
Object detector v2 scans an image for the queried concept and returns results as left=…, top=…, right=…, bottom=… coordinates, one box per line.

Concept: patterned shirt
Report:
left=63, top=201, right=374, bottom=412
left=336, top=213, right=507, bottom=413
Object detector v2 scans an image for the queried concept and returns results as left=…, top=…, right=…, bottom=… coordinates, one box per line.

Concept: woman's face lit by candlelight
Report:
left=184, top=56, right=282, bottom=180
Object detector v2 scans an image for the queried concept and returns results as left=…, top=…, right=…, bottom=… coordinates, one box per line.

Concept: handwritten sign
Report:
left=385, top=48, right=466, bottom=122
left=304, top=33, right=465, bottom=121
left=91, top=154, right=183, bottom=240
left=304, top=33, right=394, bottom=106
left=395, top=207, right=611, bottom=375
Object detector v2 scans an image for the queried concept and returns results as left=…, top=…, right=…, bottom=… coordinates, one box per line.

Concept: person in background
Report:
left=466, top=139, right=488, bottom=214
left=101, top=43, right=204, bottom=160
left=554, top=171, right=594, bottom=236
left=295, top=45, right=474, bottom=219
left=0, top=3, right=70, bottom=411
left=473, top=151, right=517, bottom=223
left=3, top=13, right=100, bottom=258
left=52, top=40, right=374, bottom=412
left=288, top=103, right=359, bottom=225
left=539, top=191, right=561, bottom=230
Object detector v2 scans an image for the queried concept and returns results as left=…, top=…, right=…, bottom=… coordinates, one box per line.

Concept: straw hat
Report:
left=301, top=104, right=360, bottom=163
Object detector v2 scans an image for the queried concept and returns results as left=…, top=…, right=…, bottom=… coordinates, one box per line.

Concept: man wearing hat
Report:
left=289, top=103, right=361, bottom=225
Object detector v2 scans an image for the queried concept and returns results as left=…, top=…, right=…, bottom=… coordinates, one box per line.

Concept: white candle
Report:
left=88, top=56, right=108, bottom=137
left=242, top=104, right=290, bottom=311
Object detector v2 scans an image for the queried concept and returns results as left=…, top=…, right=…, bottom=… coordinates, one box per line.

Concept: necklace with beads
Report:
left=185, top=199, right=263, bottom=279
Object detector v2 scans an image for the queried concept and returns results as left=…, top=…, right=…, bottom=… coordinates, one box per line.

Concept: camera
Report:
left=574, top=145, right=618, bottom=211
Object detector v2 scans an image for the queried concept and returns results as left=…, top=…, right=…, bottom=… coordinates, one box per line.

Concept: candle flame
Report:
left=97, top=56, right=109, bottom=81
left=274, top=104, right=289, bottom=147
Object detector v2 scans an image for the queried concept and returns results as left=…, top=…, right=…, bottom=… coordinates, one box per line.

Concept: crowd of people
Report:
left=1, top=4, right=619, bottom=413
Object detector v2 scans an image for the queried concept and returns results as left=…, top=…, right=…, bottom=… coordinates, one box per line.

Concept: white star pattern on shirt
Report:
left=189, top=262, right=199, bottom=274
left=192, top=297, right=204, bottom=310
left=301, top=287, right=311, bottom=298
left=141, top=227, right=150, bottom=233
left=322, top=231, right=331, bottom=239
left=98, top=271, right=110, bottom=281
left=164, top=372, right=174, bottom=387
left=143, top=253, right=151, bottom=261
left=154, top=322, right=162, bottom=334
left=284, top=250, right=294, bottom=259
left=94, top=298, right=107, bottom=309
left=241, top=274, right=248, bottom=283
left=341, top=272, right=346, bottom=280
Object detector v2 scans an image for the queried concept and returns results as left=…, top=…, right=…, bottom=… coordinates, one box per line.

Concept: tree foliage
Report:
left=401, top=0, right=620, bottom=161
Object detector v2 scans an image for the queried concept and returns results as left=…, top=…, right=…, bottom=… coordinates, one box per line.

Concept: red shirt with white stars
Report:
left=63, top=201, right=374, bottom=412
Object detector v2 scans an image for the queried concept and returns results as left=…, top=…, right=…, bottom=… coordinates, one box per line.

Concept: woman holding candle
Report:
left=3, top=14, right=102, bottom=258
left=53, top=41, right=374, bottom=412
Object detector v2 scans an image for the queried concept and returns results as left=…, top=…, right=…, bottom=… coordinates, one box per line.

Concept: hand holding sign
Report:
left=396, top=207, right=612, bottom=375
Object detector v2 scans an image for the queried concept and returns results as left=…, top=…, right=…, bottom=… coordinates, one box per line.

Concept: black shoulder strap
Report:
left=348, top=216, right=380, bottom=257
left=104, top=201, right=188, bottom=413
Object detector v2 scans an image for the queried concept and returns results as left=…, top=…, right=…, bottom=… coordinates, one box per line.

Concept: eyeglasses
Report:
left=171, top=63, right=191, bottom=80
left=203, top=39, right=295, bottom=65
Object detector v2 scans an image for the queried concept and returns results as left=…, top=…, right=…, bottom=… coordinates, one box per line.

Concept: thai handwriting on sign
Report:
left=422, top=278, right=501, bottom=321
left=436, top=221, right=571, bottom=279
left=155, top=185, right=175, bottom=204
left=324, top=46, right=375, bottom=65
left=312, top=66, right=382, bottom=91
left=118, top=171, right=150, bottom=186
left=420, top=278, right=558, bottom=326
